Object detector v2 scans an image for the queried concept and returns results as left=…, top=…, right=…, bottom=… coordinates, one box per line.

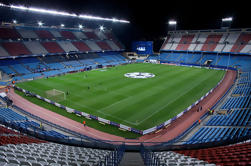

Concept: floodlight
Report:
left=38, top=21, right=43, bottom=26
left=99, top=25, right=104, bottom=31
left=61, top=24, right=65, bottom=27
left=13, top=20, right=17, bottom=24
left=168, top=20, right=177, bottom=25
left=222, top=17, right=233, bottom=22
left=78, top=14, right=129, bottom=23
left=10, top=5, right=27, bottom=10
left=78, top=24, right=83, bottom=29
left=2, top=3, right=130, bottom=23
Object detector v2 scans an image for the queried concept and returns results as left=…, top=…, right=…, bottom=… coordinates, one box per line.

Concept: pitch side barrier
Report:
left=1, top=113, right=249, bottom=152
left=142, top=62, right=237, bottom=135
left=149, top=79, right=236, bottom=148
left=0, top=112, right=251, bottom=151
left=13, top=85, right=143, bottom=135
left=0, top=106, right=121, bottom=150
left=2, top=96, right=249, bottom=152
left=13, top=62, right=236, bottom=136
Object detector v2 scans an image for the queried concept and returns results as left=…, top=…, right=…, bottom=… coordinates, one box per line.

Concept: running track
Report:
left=7, top=70, right=236, bottom=145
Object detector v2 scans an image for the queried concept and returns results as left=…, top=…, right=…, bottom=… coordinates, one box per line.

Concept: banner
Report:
left=98, top=117, right=110, bottom=124
left=119, top=124, right=131, bottom=131
left=143, top=127, right=157, bottom=135
left=66, top=107, right=74, bottom=113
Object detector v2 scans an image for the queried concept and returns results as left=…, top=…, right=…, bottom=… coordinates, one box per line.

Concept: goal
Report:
left=45, top=89, right=66, bottom=102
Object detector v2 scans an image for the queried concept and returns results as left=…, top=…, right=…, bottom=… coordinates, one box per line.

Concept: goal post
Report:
left=45, top=89, right=66, bottom=102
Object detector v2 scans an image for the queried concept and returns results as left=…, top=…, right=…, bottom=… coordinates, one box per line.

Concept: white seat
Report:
left=0, top=146, right=6, bottom=152
left=19, top=161, right=32, bottom=166
left=31, top=163, right=43, bottom=166
left=57, top=160, right=68, bottom=165
left=46, top=159, right=57, bottom=164
left=7, top=159, right=20, bottom=165
left=26, top=156, right=36, bottom=162
left=67, top=162, right=79, bottom=166
left=0, top=152, right=6, bottom=157
left=36, top=158, right=47, bottom=163
left=50, top=164, right=61, bottom=166
left=0, top=158, right=8, bottom=163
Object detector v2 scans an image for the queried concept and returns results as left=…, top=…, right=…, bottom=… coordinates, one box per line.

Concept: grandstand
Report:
left=143, top=142, right=251, bottom=166
left=0, top=3, right=250, bottom=166
left=161, top=29, right=251, bottom=53
left=0, top=25, right=127, bottom=82
left=0, top=26, right=124, bottom=56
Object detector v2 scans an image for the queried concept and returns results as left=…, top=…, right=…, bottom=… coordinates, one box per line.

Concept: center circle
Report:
left=124, top=72, right=155, bottom=79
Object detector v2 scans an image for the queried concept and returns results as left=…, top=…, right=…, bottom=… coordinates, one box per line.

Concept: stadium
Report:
left=0, top=0, right=250, bottom=166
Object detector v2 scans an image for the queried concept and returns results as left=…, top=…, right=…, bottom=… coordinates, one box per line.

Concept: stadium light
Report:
left=10, top=5, right=76, bottom=16
left=13, top=20, right=17, bottom=24
left=168, top=20, right=177, bottom=31
left=168, top=20, right=177, bottom=25
left=222, top=17, right=233, bottom=22
left=99, top=25, right=105, bottom=31
left=78, top=24, right=83, bottom=29
left=3, top=3, right=130, bottom=23
left=78, top=14, right=129, bottom=23
left=60, top=24, right=65, bottom=27
left=221, top=17, right=233, bottom=29
left=38, top=21, right=43, bottom=26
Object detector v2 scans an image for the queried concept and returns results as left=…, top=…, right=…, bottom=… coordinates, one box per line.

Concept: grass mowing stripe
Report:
left=98, top=68, right=187, bottom=114
left=137, top=70, right=225, bottom=129
left=116, top=68, right=208, bottom=128
left=16, top=64, right=225, bottom=137
left=124, top=69, right=205, bottom=123
left=61, top=64, right=168, bottom=111
left=15, top=90, right=140, bottom=139
left=108, top=68, right=198, bottom=114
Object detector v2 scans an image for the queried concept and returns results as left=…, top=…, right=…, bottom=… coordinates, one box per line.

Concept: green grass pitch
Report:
left=16, top=63, right=225, bottom=138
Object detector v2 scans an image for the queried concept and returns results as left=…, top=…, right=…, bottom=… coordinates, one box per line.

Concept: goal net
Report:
left=45, top=89, right=66, bottom=102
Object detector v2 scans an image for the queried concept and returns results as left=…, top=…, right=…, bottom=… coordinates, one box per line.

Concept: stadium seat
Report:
left=60, top=31, right=76, bottom=39
left=72, top=41, right=91, bottom=51
left=35, top=30, right=54, bottom=39
left=96, top=41, right=113, bottom=50
left=175, top=142, right=251, bottom=166
left=2, top=42, right=31, bottom=56
left=0, top=27, right=21, bottom=39
left=84, top=31, right=99, bottom=40
left=41, top=42, right=65, bottom=53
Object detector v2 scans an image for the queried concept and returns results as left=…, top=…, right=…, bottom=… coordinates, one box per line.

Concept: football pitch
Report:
left=16, top=63, right=225, bottom=137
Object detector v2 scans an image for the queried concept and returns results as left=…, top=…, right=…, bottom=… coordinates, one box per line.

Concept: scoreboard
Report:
left=132, top=41, right=153, bottom=55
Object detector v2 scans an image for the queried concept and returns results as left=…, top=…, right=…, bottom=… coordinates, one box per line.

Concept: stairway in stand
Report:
left=119, top=152, right=145, bottom=166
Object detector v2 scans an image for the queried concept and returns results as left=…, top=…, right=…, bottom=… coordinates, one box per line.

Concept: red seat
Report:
left=2, top=42, right=31, bottom=56
left=175, top=143, right=251, bottom=165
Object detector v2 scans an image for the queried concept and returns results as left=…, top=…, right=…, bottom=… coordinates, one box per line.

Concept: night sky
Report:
left=0, top=0, right=250, bottom=50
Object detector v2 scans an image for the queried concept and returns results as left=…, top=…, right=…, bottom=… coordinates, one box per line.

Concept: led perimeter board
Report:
left=132, top=41, right=153, bottom=55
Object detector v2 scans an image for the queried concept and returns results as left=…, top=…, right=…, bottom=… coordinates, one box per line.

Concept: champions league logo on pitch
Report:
left=124, top=72, right=155, bottom=79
